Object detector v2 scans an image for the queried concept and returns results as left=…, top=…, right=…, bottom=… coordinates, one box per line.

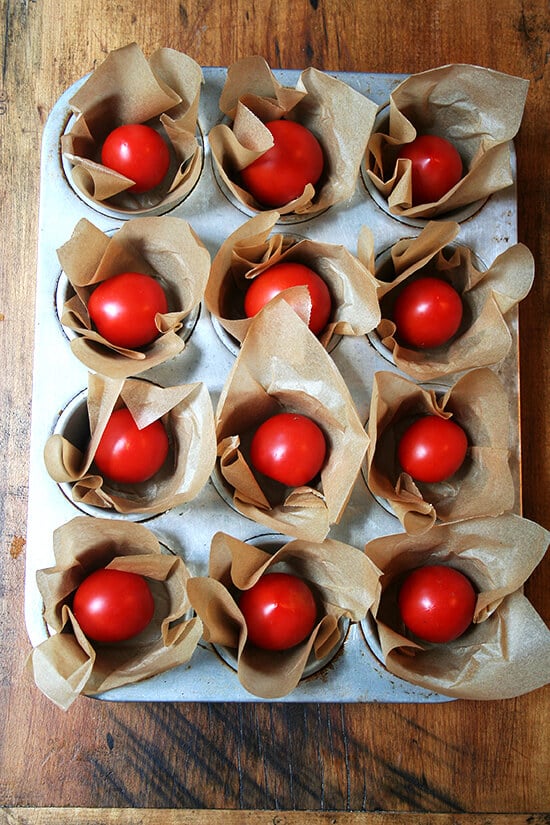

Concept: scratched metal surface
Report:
left=25, top=68, right=521, bottom=702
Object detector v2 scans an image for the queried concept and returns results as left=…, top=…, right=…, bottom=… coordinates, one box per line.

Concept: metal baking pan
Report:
left=25, top=68, right=521, bottom=702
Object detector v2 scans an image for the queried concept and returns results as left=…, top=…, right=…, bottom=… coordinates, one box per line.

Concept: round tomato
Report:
left=101, top=124, right=170, bottom=193
left=241, top=119, right=324, bottom=207
left=250, top=412, right=327, bottom=487
left=397, top=415, right=468, bottom=483
left=398, top=565, right=476, bottom=643
left=239, top=572, right=318, bottom=651
left=244, top=262, right=332, bottom=335
left=392, top=276, right=463, bottom=349
left=87, top=272, right=168, bottom=349
left=397, top=134, right=463, bottom=206
left=93, top=407, right=170, bottom=485
left=72, top=568, right=155, bottom=643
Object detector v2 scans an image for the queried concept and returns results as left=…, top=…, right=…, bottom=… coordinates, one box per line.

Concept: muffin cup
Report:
left=187, top=530, right=381, bottom=699
left=206, top=211, right=381, bottom=349
left=209, top=55, right=378, bottom=217
left=362, top=513, right=550, bottom=700
left=359, top=220, right=534, bottom=381
left=61, top=43, right=203, bottom=216
left=364, top=63, right=529, bottom=219
left=56, top=217, right=210, bottom=378
left=29, top=516, right=203, bottom=710
left=214, top=299, right=370, bottom=541
left=365, top=368, right=515, bottom=535
left=361, top=105, right=488, bottom=227
left=44, top=374, right=216, bottom=516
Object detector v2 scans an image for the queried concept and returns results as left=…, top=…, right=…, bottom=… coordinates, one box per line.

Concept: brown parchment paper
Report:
left=206, top=211, right=381, bottom=348
left=61, top=42, right=203, bottom=212
left=209, top=55, right=378, bottom=216
left=365, top=63, right=529, bottom=218
left=29, top=517, right=203, bottom=710
left=358, top=220, right=534, bottom=381
left=44, top=374, right=216, bottom=515
left=57, top=216, right=210, bottom=378
left=363, top=514, right=550, bottom=699
left=187, top=531, right=382, bottom=698
left=365, top=368, right=515, bottom=535
left=215, top=298, right=370, bottom=541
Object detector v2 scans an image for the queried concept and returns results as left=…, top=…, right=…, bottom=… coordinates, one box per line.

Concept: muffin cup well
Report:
left=187, top=530, right=381, bottom=698
left=215, top=299, right=370, bottom=541
left=206, top=211, right=380, bottom=350
left=364, top=63, right=529, bottom=219
left=365, top=368, right=515, bottom=535
left=359, top=220, right=534, bottom=381
left=44, top=375, right=216, bottom=516
left=61, top=43, right=203, bottom=216
left=57, top=217, right=210, bottom=378
left=362, top=514, right=550, bottom=700
left=209, top=56, right=378, bottom=217
left=29, top=516, right=202, bottom=710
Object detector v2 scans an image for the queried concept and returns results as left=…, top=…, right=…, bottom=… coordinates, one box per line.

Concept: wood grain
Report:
left=1, top=0, right=548, bottom=816
left=1, top=812, right=549, bottom=825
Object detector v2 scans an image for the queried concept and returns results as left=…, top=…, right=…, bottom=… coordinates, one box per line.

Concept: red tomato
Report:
left=101, top=124, right=170, bottom=193
left=397, top=415, right=468, bottom=483
left=250, top=412, right=327, bottom=487
left=398, top=565, right=476, bottom=643
left=241, top=120, right=324, bottom=207
left=397, top=134, right=463, bottom=206
left=244, top=262, right=332, bottom=335
left=239, top=572, right=318, bottom=651
left=93, top=407, right=170, bottom=485
left=392, top=276, right=463, bottom=349
left=87, top=272, right=168, bottom=349
left=72, top=568, right=155, bottom=643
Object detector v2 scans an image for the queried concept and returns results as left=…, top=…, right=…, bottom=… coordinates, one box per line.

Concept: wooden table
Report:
left=1, top=1, right=548, bottom=822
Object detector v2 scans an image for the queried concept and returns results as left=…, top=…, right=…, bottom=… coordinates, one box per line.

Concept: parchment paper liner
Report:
left=187, top=531, right=381, bottom=698
left=57, top=216, right=210, bottom=378
left=362, top=514, right=550, bottom=699
left=44, top=374, right=216, bottom=515
left=358, top=220, right=534, bottom=381
left=206, top=211, right=381, bottom=348
left=61, top=42, right=203, bottom=212
left=365, top=368, right=515, bottom=535
left=365, top=63, right=529, bottom=218
left=209, top=55, right=378, bottom=216
left=215, top=299, right=370, bottom=541
left=29, top=517, right=203, bottom=710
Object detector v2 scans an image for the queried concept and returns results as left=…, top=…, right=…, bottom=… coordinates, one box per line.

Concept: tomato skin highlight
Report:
left=241, top=120, right=324, bottom=208
left=398, top=565, right=476, bottom=643
left=101, top=124, right=170, bottom=193
left=392, top=276, right=463, bottom=349
left=72, top=568, right=155, bottom=643
left=250, top=412, right=327, bottom=487
left=87, top=272, right=168, bottom=349
left=239, top=572, right=318, bottom=651
left=397, top=134, right=463, bottom=206
left=397, top=415, right=468, bottom=484
left=93, top=407, right=170, bottom=485
left=244, top=262, right=332, bottom=335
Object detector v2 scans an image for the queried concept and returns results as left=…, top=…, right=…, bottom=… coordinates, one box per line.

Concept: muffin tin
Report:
left=25, top=68, right=521, bottom=702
